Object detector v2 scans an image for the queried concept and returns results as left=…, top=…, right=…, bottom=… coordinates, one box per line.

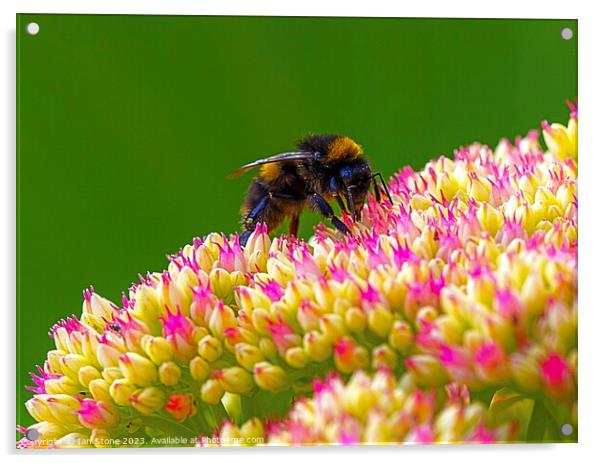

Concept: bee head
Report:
left=339, top=163, right=372, bottom=221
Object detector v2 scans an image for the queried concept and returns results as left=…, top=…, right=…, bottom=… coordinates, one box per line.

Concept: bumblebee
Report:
left=229, top=134, right=391, bottom=246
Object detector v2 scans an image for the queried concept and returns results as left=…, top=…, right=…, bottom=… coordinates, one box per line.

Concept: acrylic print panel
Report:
left=16, top=14, right=577, bottom=448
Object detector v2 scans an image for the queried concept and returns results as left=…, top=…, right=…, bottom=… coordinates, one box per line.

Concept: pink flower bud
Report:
left=540, top=353, right=575, bottom=400
left=76, top=399, right=119, bottom=429
left=160, top=306, right=197, bottom=362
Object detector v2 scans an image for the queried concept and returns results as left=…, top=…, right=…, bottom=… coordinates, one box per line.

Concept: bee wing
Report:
left=227, top=151, right=315, bottom=179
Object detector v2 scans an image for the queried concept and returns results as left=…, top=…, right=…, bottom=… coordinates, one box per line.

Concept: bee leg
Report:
left=240, top=230, right=253, bottom=247
left=307, top=192, right=351, bottom=235
left=372, top=176, right=382, bottom=202
left=289, top=213, right=300, bottom=237
left=240, top=194, right=270, bottom=246
left=372, top=172, right=393, bottom=203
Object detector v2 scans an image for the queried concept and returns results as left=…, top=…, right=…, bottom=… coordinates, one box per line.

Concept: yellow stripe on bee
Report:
left=259, top=163, right=281, bottom=182
left=328, top=136, right=363, bottom=161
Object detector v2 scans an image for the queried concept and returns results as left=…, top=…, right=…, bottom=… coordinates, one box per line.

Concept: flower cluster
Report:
left=208, top=370, right=519, bottom=445
left=19, top=104, right=577, bottom=448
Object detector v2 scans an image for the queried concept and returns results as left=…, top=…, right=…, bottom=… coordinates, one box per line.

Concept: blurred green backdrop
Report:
left=16, top=15, right=577, bottom=426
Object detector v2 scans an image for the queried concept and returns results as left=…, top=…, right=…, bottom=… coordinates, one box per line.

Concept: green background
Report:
left=16, top=15, right=577, bottom=426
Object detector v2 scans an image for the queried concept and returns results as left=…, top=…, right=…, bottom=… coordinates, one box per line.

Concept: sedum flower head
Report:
left=20, top=103, right=577, bottom=447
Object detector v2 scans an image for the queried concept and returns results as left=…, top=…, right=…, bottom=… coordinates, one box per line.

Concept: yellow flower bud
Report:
left=303, top=331, right=332, bottom=362
left=141, top=336, right=174, bottom=365
left=253, top=361, right=289, bottom=392
left=405, top=355, right=449, bottom=387
left=235, top=286, right=272, bottom=313
left=436, top=171, right=459, bottom=202
left=345, top=307, right=366, bottom=333
left=296, top=299, right=321, bottom=331
left=509, top=353, right=541, bottom=391
left=118, top=352, right=157, bottom=387
left=192, top=326, right=210, bottom=344
left=266, top=257, right=295, bottom=286
left=315, top=280, right=335, bottom=312
left=109, top=378, right=137, bottom=406
left=246, top=250, right=268, bottom=274
left=52, top=327, right=70, bottom=353
left=130, top=387, right=166, bottom=415
left=25, top=397, right=55, bottom=422
left=209, top=302, right=237, bottom=339
left=388, top=320, right=414, bottom=353
left=556, top=182, right=576, bottom=210
left=46, top=350, right=64, bottom=374
left=250, top=308, right=273, bottom=335
left=44, top=375, right=80, bottom=395
left=194, top=244, right=215, bottom=273
left=466, top=271, right=496, bottom=308
left=214, top=367, right=255, bottom=395
left=243, top=224, right=271, bottom=260
left=285, top=347, right=309, bottom=369
left=88, top=378, right=112, bottom=403
left=484, top=313, right=515, bottom=352
left=521, top=271, right=549, bottom=318
left=101, top=366, right=123, bottom=384
left=319, top=313, right=346, bottom=342
left=468, top=173, right=492, bottom=202
left=59, top=354, right=88, bottom=382
left=235, top=343, right=264, bottom=371
left=82, top=289, right=114, bottom=319
left=158, top=361, right=181, bottom=386
left=435, top=315, right=464, bottom=345
left=410, top=193, right=433, bottom=211
left=96, top=344, right=122, bottom=369
left=543, top=120, right=576, bottom=160
left=78, top=365, right=101, bottom=388
left=198, top=335, right=223, bottom=362
left=209, top=268, right=234, bottom=301
left=258, top=337, right=279, bottom=361
left=36, top=394, right=81, bottom=425
left=230, top=271, right=247, bottom=289
left=189, top=356, right=210, bottom=382
left=477, top=202, right=502, bottom=236
left=200, top=379, right=224, bottom=404
left=367, top=305, right=393, bottom=337
left=131, top=285, right=163, bottom=331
